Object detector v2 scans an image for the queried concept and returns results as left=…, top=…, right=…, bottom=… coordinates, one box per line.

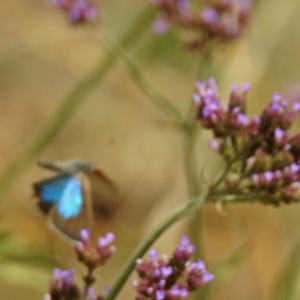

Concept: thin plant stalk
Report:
left=184, top=49, right=215, bottom=266
left=98, top=28, right=184, bottom=122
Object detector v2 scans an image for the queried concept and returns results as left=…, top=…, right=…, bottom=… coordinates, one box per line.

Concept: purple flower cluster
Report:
left=44, top=269, right=104, bottom=300
left=200, top=0, right=252, bottom=39
left=150, top=0, right=252, bottom=50
left=194, top=78, right=300, bottom=204
left=44, top=230, right=115, bottom=300
left=75, top=229, right=116, bottom=269
left=132, top=236, right=213, bottom=300
left=44, top=268, right=81, bottom=300
left=50, top=0, right=98, bottom=23
left=194, top=78, right=256, bottom=136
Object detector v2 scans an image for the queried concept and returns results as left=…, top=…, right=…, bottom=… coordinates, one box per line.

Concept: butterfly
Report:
left=33, top=159, right=119, bottom=241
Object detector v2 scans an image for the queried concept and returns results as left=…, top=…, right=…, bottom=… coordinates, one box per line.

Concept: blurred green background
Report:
left=1, top=0, right=300, bottom=299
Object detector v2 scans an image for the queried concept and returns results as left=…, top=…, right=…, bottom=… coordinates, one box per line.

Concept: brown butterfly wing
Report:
left=87, top=169, right=121, bottom=221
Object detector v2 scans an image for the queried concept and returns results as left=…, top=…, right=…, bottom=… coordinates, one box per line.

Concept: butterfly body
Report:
left=34, top=159, right=119, bottom=241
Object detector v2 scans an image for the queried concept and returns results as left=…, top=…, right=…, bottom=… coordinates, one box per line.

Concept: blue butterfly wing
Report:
left=34, top=175, right=73, bottom=214
left=57, top=176, right=82, bottom=219
left=38, top=176, right=71, bottom=204
left=49, top=174, right=93, bottom=241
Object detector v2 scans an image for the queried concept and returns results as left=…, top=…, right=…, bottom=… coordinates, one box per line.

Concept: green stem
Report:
left=0, top=6, right=154, bottom=202
left=183, top=49, right=215, bottom=300
left=183, top=49, right=214, bottom=252
left=183, top=120, right=203, bottom=261
left=208, top=191, right=261, bottom=202
left=210, top=139, right=258, bottom=193
left=98, top=29, right=184, bottom=122
left=183, top=52, right=214, bottom=195
left=105, top=195, right=207, bottom=300
left=83, top=266, right=95, bottom=300
left=184, top=123, right=200, bottom=198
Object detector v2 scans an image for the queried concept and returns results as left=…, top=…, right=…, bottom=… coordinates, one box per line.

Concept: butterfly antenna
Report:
left=91, top=139, right=115, bottom=161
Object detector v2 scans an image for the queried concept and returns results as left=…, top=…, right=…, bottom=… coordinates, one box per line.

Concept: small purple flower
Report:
left=87, top=287, right=98, bottom=300
left=80, top=228, right=91, bottom=243
left=167, top=285, right=188, bottom=298
left=246, top=115, right=261, bottom=135
left=152, top=14, right=172, bottom=34
left=75, top=228, right=91, bottom=256
left=262, top=93, right=295, bottom=130
left=274, top=128, right=289, bottom=147
left=70, top=0, right=98, bottom=23
left=97, top=232, right=116, bottom=264
left=173, top=236, right=195, bottom=263
left=186, top=260, right=214, bottom=290
left=53, top=268, right=75, bottom=278
left=252, top=171, right=281, bottom=188
left=50, top=0, right=98, bottom=23
left=150, top=0, right=253, bottom=50
left=293, top=101, right=300, bottom=112
left=200, top=7, right=220, bottom=30
left=149, top=249, right=159, bottom=260
left=176, top=0, right=190, bottom=10
left=75, top=229, right=115, bottom=269
left=228, top=107, right=249, bottom=129
left=282, top=163, right=300, bottom=183
left=282, top=182, right=300, bottom=202
left=98, top=232, right=115, bottom=247
left=195, top=78, right=220, bottom=101
left=194, top=79, right=224, bottom=130
left=47, top=268, right=80, bottom=299
left=200, top=0, right=253, bottom=39
left=86, top=287, right=104, bottom=300
left=161, top=266, right=173, bottom=278
left=228, top=83, right=251, bottom=112
left=209, top=138, right=224, bottom=153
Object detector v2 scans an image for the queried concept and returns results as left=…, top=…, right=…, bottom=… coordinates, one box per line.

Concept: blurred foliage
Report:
left=272, top=238, right=300, bottom=300
left=0, top=231, right=54, bottom=296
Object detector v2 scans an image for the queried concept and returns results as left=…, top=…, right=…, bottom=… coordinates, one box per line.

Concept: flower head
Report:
left=194, top=78, right=300, bottom=205
left=45, top=231, right=115, bottom=300
left=132, top=236, right=213, bottom=300
left=150, top=0, right=253, bottom=50
left=75, top=229, right=116, bottom=269
left=46, top=268, right=81, bottom=299
left=50, top=0, right=98, bottom=23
